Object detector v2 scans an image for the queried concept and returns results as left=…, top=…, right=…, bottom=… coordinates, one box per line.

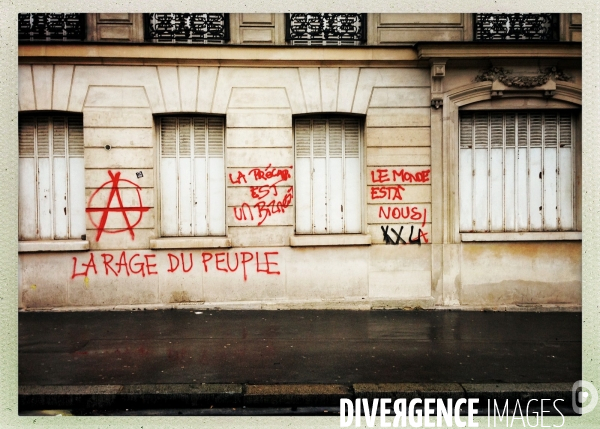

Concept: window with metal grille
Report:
left=159, top=116, right=225, bottom=236
left=146, top=13, right=229, bottom=44
left=286, top=13, right=366, bottom=46
left=294, top=117, right=362, bottom=234
left=474, top=13, right=559, bottom=41
left=459, top=111, right=576, bottom=233
left=18, top=114, right=85, bottom=240
left=18, top=13, right=85, bottom=42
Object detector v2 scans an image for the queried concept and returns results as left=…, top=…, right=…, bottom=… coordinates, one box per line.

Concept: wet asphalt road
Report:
left=18, top=310, right=581, bottom=386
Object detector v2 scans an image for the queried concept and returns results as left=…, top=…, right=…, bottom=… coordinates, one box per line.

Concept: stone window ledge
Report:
left=150, top=237, right=232, bottom=250
left=18, top=240, right=90, bottom=253
left=461, top=232, right=582, bottom=242
left=289, top=234, right=371, bottom=247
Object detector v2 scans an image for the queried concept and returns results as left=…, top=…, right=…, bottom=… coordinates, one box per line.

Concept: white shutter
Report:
left=160, top=116, right=225, bottom=237
left=472, top=114, right=488, bottom=230
left=344, top=119, right=361, bottom=233
left=504, top=114, right=516, bottom=231
left=18, top=118, right=37, bottom=240
left=160, top=117, right=178, bottom=236
left=178, top=118, right=193, bottom=236
left=18, top=114, right=85, bottom=240
left=459, top=115, right=473, bottom=231
left=52, top=117, right=69, bottom=238
left=206, top=117, right=225, bottom=236
left=311, top=120, right=328, bottom=233
left=558, top=114, right=573, bottom=229
left=193, top=118, right=208, bottom=236
left=459, top=111, right=576, bottom=233
left=295, top=119, right=312, bottom=233
left=328, top=119, right=344, bottom=233
left=35, top=117, right=52, bottom=239
left=67, top=116, right=86, bottom=238
left=294, top=116, right=362, bottom=234
left=489, top=114, right=504, bottom=231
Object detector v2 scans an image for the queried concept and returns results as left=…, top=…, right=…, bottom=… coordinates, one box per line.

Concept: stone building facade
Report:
left=17, top=13, right=582, bottom=310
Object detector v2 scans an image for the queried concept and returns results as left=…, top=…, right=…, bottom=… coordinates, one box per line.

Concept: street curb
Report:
left=117, top=384, right=243, bottom=408
left=19, top=384, right=244, bottom=410
left=462, top=383, right=574, bottom=402
left=18, top=382, right=576, bottom=411
left=244, top=384, right=352, bottom=407
left=18, top=302, right=581, bottom=312
left=354, top=383, right=465, bottom=401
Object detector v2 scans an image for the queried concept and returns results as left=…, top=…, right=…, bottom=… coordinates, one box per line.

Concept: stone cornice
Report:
left=18, top=43, right=421, bottom=66
left=417, top=42, right=581, bottom=59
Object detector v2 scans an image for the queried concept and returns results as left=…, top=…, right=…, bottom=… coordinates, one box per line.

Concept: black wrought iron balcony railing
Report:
left=145, top=13, right=229, bottom=44
left=286, top=13, right=366, bottom=46
left=474, top=13, right=559, bottom=41
left=18, top=13, right=85, bottom=42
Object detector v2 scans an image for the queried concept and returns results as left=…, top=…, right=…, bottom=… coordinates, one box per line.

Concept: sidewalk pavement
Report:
left=18, top=309, right=581, bottom=413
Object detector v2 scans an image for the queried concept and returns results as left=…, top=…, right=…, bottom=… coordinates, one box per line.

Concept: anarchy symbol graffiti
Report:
left=86, top=170, right=150, bottom=241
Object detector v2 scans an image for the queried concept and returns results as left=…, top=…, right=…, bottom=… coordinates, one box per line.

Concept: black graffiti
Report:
left=381, top=225, right=429, bottom=245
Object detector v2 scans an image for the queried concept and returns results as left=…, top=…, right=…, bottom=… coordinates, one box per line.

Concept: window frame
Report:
left=152, top=114, right=230, bottom=250
left=18, top=112, right=88, bottom=252
left=458, top=109, right=578, bottom=235
left=291, top=114, right=368, bottom=243
left=439, top=81, right=582, bottom=244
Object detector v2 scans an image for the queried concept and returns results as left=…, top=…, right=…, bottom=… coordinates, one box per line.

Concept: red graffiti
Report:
left=370, top=185, right=405, bottom=201
left=201, top=251, right=280, bottom=281
left=71, top=251, right=281, bottom=281
left=86, top=171, right=150, bottom=241
left=378, top=206, right=427, bottom=227
left=370, top=169, right=390, bottom=183
left=100, top=252, right=157, bottom=277
left=72, top=251, right=157, bottom=279
left=229, top=170, right=247, bottom=185
left=229, top=165, right=292, bottom=185
left=250, top=182, right=282, bottom=200
left=231, top=165, right=294, bottom=226
left=248, top=164, right=292, bottom=182
left=255, top=187, right=294, bottom=226
left=370, top=168, right=430, bottom=184
left=234, top=187, right=293, bottom=226
left=233, top=203, right=254, bottom=222
left=167, top=253, right=194, bottom=273
left=392, top=169, right=430, bottom=183
left=71, top=253, right=98, bottom=279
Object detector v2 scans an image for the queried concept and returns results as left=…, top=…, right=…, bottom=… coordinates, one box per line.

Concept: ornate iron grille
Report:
left=146, top=13, right=229, bottom=44
left=286, top=13, right=366, bottom=46
left=18, top=13, right=85, bottom=42
left=474, top=13, right=559, bottom=41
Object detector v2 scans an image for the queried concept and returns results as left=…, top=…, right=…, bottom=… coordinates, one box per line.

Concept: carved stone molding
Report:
left=475, top=66, right=571, bottom=87
left=474, top=66, right=572, bottom=98
left=430, top=58, right=447, bottom=109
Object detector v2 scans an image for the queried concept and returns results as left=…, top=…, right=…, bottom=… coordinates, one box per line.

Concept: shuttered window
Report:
left=294, top=117, right=362, bottom=234
left=159, top=116, right=225, bottom=236
left=18, top=114, right=85, bottom=240
left=459, top=111, right=576, bottom=232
